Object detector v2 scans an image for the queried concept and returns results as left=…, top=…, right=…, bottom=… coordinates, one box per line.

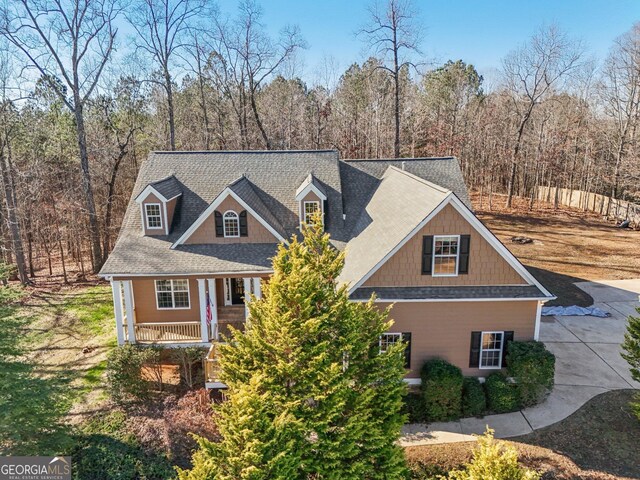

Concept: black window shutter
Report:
left=459, top=234, right=471, bottom=274
left=402, top=333, right=412, bottom=369
left=239, top=210, right=248, bottom=237
left=214, top=211, right=223, bottom=237
left=421, top=235, right=433, bottom=275
left=469, top=331, right=481, bottom=368
left=502, top=331, right=514, bottom=367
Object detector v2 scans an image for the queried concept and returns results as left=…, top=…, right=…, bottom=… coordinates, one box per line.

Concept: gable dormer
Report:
left=172, top=176, right=287, bottom=247
left=135, top=175, right=182, bottom=236
left=295, top=174, right=327, bottom=228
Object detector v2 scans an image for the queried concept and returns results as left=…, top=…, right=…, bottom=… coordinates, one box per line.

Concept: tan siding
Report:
left=141, top=193, right=165, bottom=236
left=165, top=197, right=177, bottom=233
left=380, top=300, right=538, bottom=377
left=131, top=277, right=200, bottom=323
left=185, top=196, right=277, bottom=244
left=364, top=204, right=525, bottom=287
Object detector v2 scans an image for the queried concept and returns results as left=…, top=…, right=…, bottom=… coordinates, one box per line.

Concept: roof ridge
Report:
left=384, top=165, right=451, bottom=194
left=343, top=156, right=456, bottom=162
left=151, top=149, right=339, bottom=155
left=149, top=174, right=177, bottom=186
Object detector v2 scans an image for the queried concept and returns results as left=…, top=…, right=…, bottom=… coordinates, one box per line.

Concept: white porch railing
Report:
left=134, top=321, right=201, bottom=343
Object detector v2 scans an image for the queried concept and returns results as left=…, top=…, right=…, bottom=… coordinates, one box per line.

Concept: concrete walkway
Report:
left=400, top=279, right=640, bottom=447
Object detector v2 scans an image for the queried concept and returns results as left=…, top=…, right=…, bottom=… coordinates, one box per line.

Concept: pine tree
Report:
left=621, top=307, right=640, bottom=419
left=178, top=219, right=408, bottom=479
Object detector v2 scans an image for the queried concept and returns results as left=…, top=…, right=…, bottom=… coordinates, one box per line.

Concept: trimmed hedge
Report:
left=484, top=372, right=519, bottom=413
left=403, top=392, right=428, bottom=423
left=506, top=341, right=555, bottom=407
left=461, top=377, right=486, bottom=417
left=420, top=359, right=463, bottom=421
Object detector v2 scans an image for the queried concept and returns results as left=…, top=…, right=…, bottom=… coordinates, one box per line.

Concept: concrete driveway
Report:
left=401, top=279, right=640, bottom=446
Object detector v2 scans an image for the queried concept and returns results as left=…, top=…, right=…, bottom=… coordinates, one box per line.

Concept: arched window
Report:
left=223, top=211, right=240, bottom=237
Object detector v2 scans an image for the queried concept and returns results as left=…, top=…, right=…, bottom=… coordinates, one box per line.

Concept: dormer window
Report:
left=145, top=203, right=163, bottom=230
left=303, top=201, right=320, bottom=225
left=223, top=211, right=240, bottom=237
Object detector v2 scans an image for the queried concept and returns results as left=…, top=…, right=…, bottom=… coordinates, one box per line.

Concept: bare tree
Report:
left=211, top=0, right=305, bottom=149
left=1, top=0, right=120, bottom=272
left=599, top=23, right=640, bottom=203
left=502, top=24, right=584, bottom=207
left=127, top=0, right=209, bottom=151
left=360, top=0, right=421, bottom=158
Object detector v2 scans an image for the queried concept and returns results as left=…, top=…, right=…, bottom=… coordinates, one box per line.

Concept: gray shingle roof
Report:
left=149, top=174, right=182, bottom=200
left=350, top=285, right=548, bottom=301
left=228, top=176, right=287, bottom=239
left=296, top=173, right=327, bottom=198
left=337, top=166, right=450, bottom=288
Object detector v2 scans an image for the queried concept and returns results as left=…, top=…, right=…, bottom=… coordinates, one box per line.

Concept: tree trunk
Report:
left=165, top=68, right=176, bottom=151
left=73, top=101, right=103, bottom=272
left=393, top=27, right=400, bottom=159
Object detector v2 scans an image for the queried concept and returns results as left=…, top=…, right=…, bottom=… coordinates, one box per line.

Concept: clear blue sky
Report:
left=218, top=0, right=640, bottom=84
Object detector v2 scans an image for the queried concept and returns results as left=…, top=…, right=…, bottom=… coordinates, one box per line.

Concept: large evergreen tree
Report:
left=178, top=220, right=408, bottom=479
left=621, top=307, right=640, bottom=419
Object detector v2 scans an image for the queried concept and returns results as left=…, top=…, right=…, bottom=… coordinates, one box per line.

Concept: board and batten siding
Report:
left=363, top=204, right=525, bottom=287
left=184, top=196, right=277, bottom=244
left=381, top=300, right=538, bottom=378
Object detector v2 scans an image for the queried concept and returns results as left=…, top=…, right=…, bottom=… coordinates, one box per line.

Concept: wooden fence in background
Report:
left=536, top=186, right=640, bottom=228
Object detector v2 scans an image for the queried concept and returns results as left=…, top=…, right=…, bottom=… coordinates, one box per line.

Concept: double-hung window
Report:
left=433, top=235, right=459, bottom=276
left=479, top=331, right=503, bottom=369
left=303, top=201, right=320, bottom=225
left=379, top=332, right=411, bottom=368
left=155, top=279, right=190, bottom=309
left=145, top=203, right=163, bottom=230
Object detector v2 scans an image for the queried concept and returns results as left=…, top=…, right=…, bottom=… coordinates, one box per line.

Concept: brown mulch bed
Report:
left=406, top=390, right=640, bottom=480
left=471, top=193, right=640, bottom=306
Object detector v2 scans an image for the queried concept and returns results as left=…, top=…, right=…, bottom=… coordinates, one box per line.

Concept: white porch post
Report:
left=122, top=280, right=136, bottom=344
left=253, top=277, right=262, bottom=299
left=533, top=301, right=543, bottom=341
left=207, top=279, right=218, bottom=340
left=243, top=277, right=252, bottom=319
left=110, top=280, right=125, bottom=346
left=198, top=279, right=208, bottom=343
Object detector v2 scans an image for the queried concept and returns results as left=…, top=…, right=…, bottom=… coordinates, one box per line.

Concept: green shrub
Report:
left=485, top=373, right=519, bottom=413
left=506, top=341, right=555, bottom=407
left=407, top=462, right=449, bottom=479
left=461, top=377, right=486, bottom=417
left=447, top=428, right=540, bottom=480
left=170, top=346, right=206, bottom=389
left=420, top=359, right=463, bottom=421
left=106, top=344, right=152, bottom=404
left=403, top=391, right=428, bottom=423
left=71, top=411, right=176, bottom=480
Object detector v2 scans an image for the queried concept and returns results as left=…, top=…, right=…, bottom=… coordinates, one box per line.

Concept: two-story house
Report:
left=100, top=150, right=554, bottom=387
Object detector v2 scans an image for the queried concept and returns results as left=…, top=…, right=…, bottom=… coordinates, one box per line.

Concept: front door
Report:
left=230, top=278, right=244, bottom=305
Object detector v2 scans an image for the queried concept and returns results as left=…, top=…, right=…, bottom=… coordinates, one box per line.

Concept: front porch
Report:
left=110, top=276, right=263, bottom=346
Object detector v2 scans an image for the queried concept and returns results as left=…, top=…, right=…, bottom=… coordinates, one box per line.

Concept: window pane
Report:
left=157, top=291, right=173, bottom=308
left=146, top=204, right=162, bottom=228
left=481, top=350, right=500, bottom=367
left=172, top=279, right=189, bottom=291
left=173, top=291, right=190, bottom=308
left=380, top=333, right=401, bottom=353
left=156, top=280, right=172, bottom=291
left=434, top=257, right=457, bottom=274
left=304, top=202, right=320, bottom=224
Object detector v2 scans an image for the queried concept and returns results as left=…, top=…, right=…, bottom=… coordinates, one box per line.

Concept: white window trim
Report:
left=379, top=332, right=402, bottom=354
left=154, top=279, right=191, bottom=310
left=145, top=203, right=164, bottom=230
left=432, top=234, right=460, bottom=277
left=223, top=210, right=240, bottom=238
left=303, top=200, right=321, bottom=225
left=479, top=330, right=504, bottom=370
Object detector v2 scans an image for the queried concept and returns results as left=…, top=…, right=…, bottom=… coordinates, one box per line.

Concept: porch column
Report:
left=122, top=280, right=136, bottom=344
left=110, top=280, right=125, bottom=346
left=534, top=301, right=543, bottom=341
left=243, top=277, right=252, bottom=319
left=253, top=277, right=262, bottom=299
left=198, top=279, right=208, bottom=343
left=207, top=278, right=218, bottom=340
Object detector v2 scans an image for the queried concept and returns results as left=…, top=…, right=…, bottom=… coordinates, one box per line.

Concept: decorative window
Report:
left=155, top=279, right=190, bottom=309
left=480, top=331, right=503, bottom=369
left=145, top=203, right=163, bottom=229
left=379, top=333, right=403, bottom=353
left=303, top=201, right=320, bottom=225
left=433, top=235, right=459, bottom=276
left=223, top=211, right=240, bottom=237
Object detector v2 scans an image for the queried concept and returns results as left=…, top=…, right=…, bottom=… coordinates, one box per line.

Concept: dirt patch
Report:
left=513, top=390, right=640, bottom=479
left=472, top=193, right=640, bottom=305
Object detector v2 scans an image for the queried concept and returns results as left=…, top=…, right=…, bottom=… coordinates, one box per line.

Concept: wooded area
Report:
left=0, top=0, right=638, bottom=284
